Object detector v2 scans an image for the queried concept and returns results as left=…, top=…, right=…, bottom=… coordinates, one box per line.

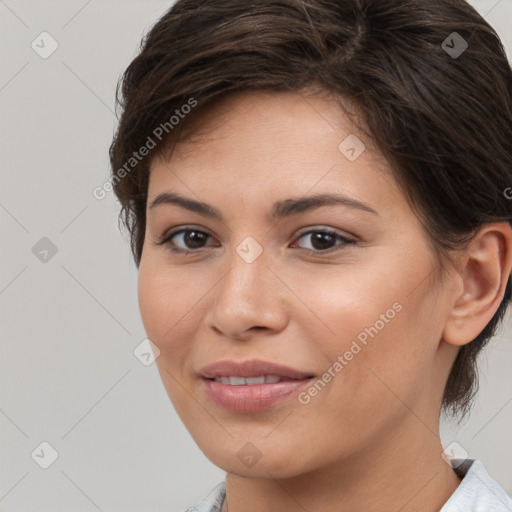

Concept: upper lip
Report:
left=199, top=359, right=314, bottom=380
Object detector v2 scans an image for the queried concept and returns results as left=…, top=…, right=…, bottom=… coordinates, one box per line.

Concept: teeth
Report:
left=213, top=375, right=283, bottom=385
left=245, top=376, right=266, bottom=385
left=229, top=377, right=246, bottom=386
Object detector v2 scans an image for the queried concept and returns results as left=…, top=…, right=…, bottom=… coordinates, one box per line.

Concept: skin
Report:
left=137, top=89, right=512, bottom=512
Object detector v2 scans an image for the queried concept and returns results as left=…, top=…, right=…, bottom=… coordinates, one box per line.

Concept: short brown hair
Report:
left=109, top=0, right=512, bottom=419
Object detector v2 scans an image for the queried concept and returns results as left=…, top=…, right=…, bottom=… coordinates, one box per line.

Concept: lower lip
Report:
left=202, top=378, right=313, bottom=412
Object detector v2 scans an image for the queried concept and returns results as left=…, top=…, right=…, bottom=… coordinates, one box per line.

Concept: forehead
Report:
left=168, top=89, right=369, bottom=159
left=147, top=89, right=401, bottom=217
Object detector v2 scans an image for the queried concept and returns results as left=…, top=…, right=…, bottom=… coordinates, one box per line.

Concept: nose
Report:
left=205, top=247, right=288, bottom=341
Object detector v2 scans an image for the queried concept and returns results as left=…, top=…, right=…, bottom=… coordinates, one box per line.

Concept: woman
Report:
left=109, top=0, right=512, bottom=510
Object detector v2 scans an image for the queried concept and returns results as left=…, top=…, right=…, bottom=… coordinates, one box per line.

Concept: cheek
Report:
left=294, top=266, right=432, bottom=407
left=336, top=289, right=439, bottom=421
left=137, top=262, right=204, bottom=413
left=291, top=265, right=402, bottom=351
left=137, top=260, right=198, bottom=358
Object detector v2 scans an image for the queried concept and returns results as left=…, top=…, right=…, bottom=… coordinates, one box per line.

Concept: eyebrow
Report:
left=148, top=191, right=379, bottom=219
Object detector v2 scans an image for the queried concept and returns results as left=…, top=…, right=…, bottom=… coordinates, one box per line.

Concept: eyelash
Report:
left=155, top=226, right=356, bottom=256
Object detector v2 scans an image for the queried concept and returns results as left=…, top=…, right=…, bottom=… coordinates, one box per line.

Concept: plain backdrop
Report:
left=1, top=1, right=511, bottom=511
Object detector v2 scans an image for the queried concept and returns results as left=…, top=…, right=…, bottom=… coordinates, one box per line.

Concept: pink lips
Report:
left=199, top=359, right=314, bottom=412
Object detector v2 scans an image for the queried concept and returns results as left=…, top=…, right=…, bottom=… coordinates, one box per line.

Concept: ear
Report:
left=442, top=222, right=512, bottom=347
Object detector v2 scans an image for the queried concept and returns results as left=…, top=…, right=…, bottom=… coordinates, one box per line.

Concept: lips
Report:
left=199, top=359, right=315, bottom=412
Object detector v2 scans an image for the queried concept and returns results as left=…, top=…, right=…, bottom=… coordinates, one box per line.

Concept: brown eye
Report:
left=293, top=229, right=355, bottom=254
left=157, top=227, right=215, bottom=254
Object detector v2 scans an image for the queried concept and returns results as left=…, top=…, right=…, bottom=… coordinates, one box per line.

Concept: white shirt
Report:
left=183, top=459, right=512, bottom=511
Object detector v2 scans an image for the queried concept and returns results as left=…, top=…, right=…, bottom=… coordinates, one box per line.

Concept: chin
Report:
left=198, top=437, right=312, bottom=479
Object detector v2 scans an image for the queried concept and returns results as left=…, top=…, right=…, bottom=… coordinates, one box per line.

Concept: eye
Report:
left=156, top=227, right=216, bottom=254
left=291, top=228, right=356, bottom=254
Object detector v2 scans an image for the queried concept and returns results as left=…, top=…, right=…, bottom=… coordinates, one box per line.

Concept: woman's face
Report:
left=138, top=90, right=459, bottom=477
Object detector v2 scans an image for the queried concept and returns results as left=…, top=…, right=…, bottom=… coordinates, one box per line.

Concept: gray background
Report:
left=1, top=1, right=511, bottom=511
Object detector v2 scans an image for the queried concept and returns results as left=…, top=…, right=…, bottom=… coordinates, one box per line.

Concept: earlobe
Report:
left=442, top=222, right=512, bottom=347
